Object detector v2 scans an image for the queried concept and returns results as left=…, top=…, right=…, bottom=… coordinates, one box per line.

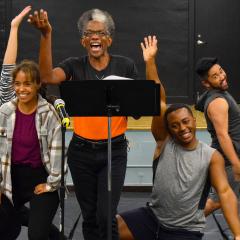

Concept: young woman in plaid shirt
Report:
left=0, top=7, right=64, bottom=240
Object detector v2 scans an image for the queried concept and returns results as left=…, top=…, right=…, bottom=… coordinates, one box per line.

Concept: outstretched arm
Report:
left=210, top=151, right=240, bottom=239
left=28, top=9, right=66, bottom=84
left=0, top=6, right=32, bottom=107
left=3, top=6, right=31, bottom=64
left=141, top=36, right=167, bottom=147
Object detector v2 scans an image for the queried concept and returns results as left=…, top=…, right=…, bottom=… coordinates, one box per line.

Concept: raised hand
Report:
left=28, top=9, right=52, bottom=37
left=140, top=35, right=158, bottom=62
left=11, top=5, right=32, bottom=28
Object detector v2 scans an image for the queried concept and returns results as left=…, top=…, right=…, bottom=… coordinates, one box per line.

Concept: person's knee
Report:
left=117, top=214, right=125, bottom=238
left=117, top=214, right=135, bottom=240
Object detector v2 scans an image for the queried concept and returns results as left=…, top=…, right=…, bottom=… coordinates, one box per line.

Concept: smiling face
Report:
left=203, top=64, right=228, bottom=90
left=167, top=108, right=197, bottom=149
left=13, top=70, right=40, bottom=106
left=81, top=20, right=112, bottom=59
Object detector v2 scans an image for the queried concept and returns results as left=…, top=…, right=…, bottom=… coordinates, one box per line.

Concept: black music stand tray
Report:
left=59, top=80, right=160, bottom=240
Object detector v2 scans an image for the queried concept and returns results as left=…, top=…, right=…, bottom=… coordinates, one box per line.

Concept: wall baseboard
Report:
left=66, top=185, right=152, bottom=192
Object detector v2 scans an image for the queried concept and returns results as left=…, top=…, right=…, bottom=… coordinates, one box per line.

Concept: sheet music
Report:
left=103, top=75, right=133, bottom=80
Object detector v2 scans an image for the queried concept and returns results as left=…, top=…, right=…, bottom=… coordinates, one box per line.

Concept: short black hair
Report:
left=195, top=57, right=218, bottom=79
left=164, top=103, right=193, bottom=130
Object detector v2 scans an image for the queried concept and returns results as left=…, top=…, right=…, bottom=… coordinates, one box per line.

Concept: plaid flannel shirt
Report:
left=0, top=95, right=65, bottom=202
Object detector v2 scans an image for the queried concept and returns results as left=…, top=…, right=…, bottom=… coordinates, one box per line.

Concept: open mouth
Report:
left=18, top=95, right=29, bottom=101
left=90, top=42, right=102, bottom=51
left=180, top=131, right=192, bottom=140
left=19, top=93, right=28, bottom=97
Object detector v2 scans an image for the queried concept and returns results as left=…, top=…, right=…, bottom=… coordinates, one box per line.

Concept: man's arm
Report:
left=28, top=9, right=66, bottom=84
left=141, top=36, right=168, bottom=148
left=207, top=97, right=240, bottom=180
left=210, top=150, right=240, bottom=239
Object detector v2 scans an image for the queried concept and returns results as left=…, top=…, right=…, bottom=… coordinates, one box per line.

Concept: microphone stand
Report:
left=106, top=104, right=119, bottom=240
left=107, top=108, right=112, bottom=240
left=60, top=125, right=66, bottom=240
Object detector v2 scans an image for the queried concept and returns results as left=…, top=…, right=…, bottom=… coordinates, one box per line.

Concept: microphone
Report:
left=53, top=98, right=70, bottom=128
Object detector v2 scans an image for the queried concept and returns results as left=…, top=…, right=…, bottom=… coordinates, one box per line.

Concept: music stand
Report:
left=59, top=80, right=160, bottom=240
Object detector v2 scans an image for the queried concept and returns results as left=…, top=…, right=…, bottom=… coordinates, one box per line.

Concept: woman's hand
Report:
left=28, top=9, right=52, bottom=37
left=140, top=35, right=158, bottom=62
left=34, top=183, right=51, bottom=195
left=11, top=6, right=32, bottom=29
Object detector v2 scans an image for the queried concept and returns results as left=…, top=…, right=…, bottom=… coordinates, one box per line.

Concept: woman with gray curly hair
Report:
left=77, top=8, right=115, bottom=37
left=29, top=7, right=138, bottom=240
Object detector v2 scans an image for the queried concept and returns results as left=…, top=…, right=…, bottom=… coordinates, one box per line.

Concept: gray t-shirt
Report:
left=151, top=138, right=215, bottom=232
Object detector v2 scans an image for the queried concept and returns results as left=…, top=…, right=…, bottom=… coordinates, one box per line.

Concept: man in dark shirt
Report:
left=195, top=57, right=240, bottom=218
left=29, top=8, right=138, bottom=240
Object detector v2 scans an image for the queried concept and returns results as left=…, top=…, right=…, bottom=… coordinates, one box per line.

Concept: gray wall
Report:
left=65, top=130, right=211, bottom=186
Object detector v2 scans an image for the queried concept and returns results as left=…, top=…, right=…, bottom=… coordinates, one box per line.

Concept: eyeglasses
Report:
left=83, top=30, right=109, bottom=38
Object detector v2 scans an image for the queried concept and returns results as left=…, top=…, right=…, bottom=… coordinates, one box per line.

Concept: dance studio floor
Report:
left=17, top=191, right=235, bottom=240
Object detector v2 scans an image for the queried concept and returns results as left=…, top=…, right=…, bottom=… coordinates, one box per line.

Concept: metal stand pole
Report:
left=107, top=111, right=112, bottom=240
left=106, top=104, right=119, bottom=240
left=60, top=125, right=66, bottom=240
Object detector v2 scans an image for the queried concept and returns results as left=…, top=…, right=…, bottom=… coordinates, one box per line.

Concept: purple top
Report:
left=12, top=108, right=42, bottom=168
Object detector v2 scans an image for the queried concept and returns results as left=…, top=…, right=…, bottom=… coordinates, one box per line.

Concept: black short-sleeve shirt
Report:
left=58, top=54, right=138, bottom=81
